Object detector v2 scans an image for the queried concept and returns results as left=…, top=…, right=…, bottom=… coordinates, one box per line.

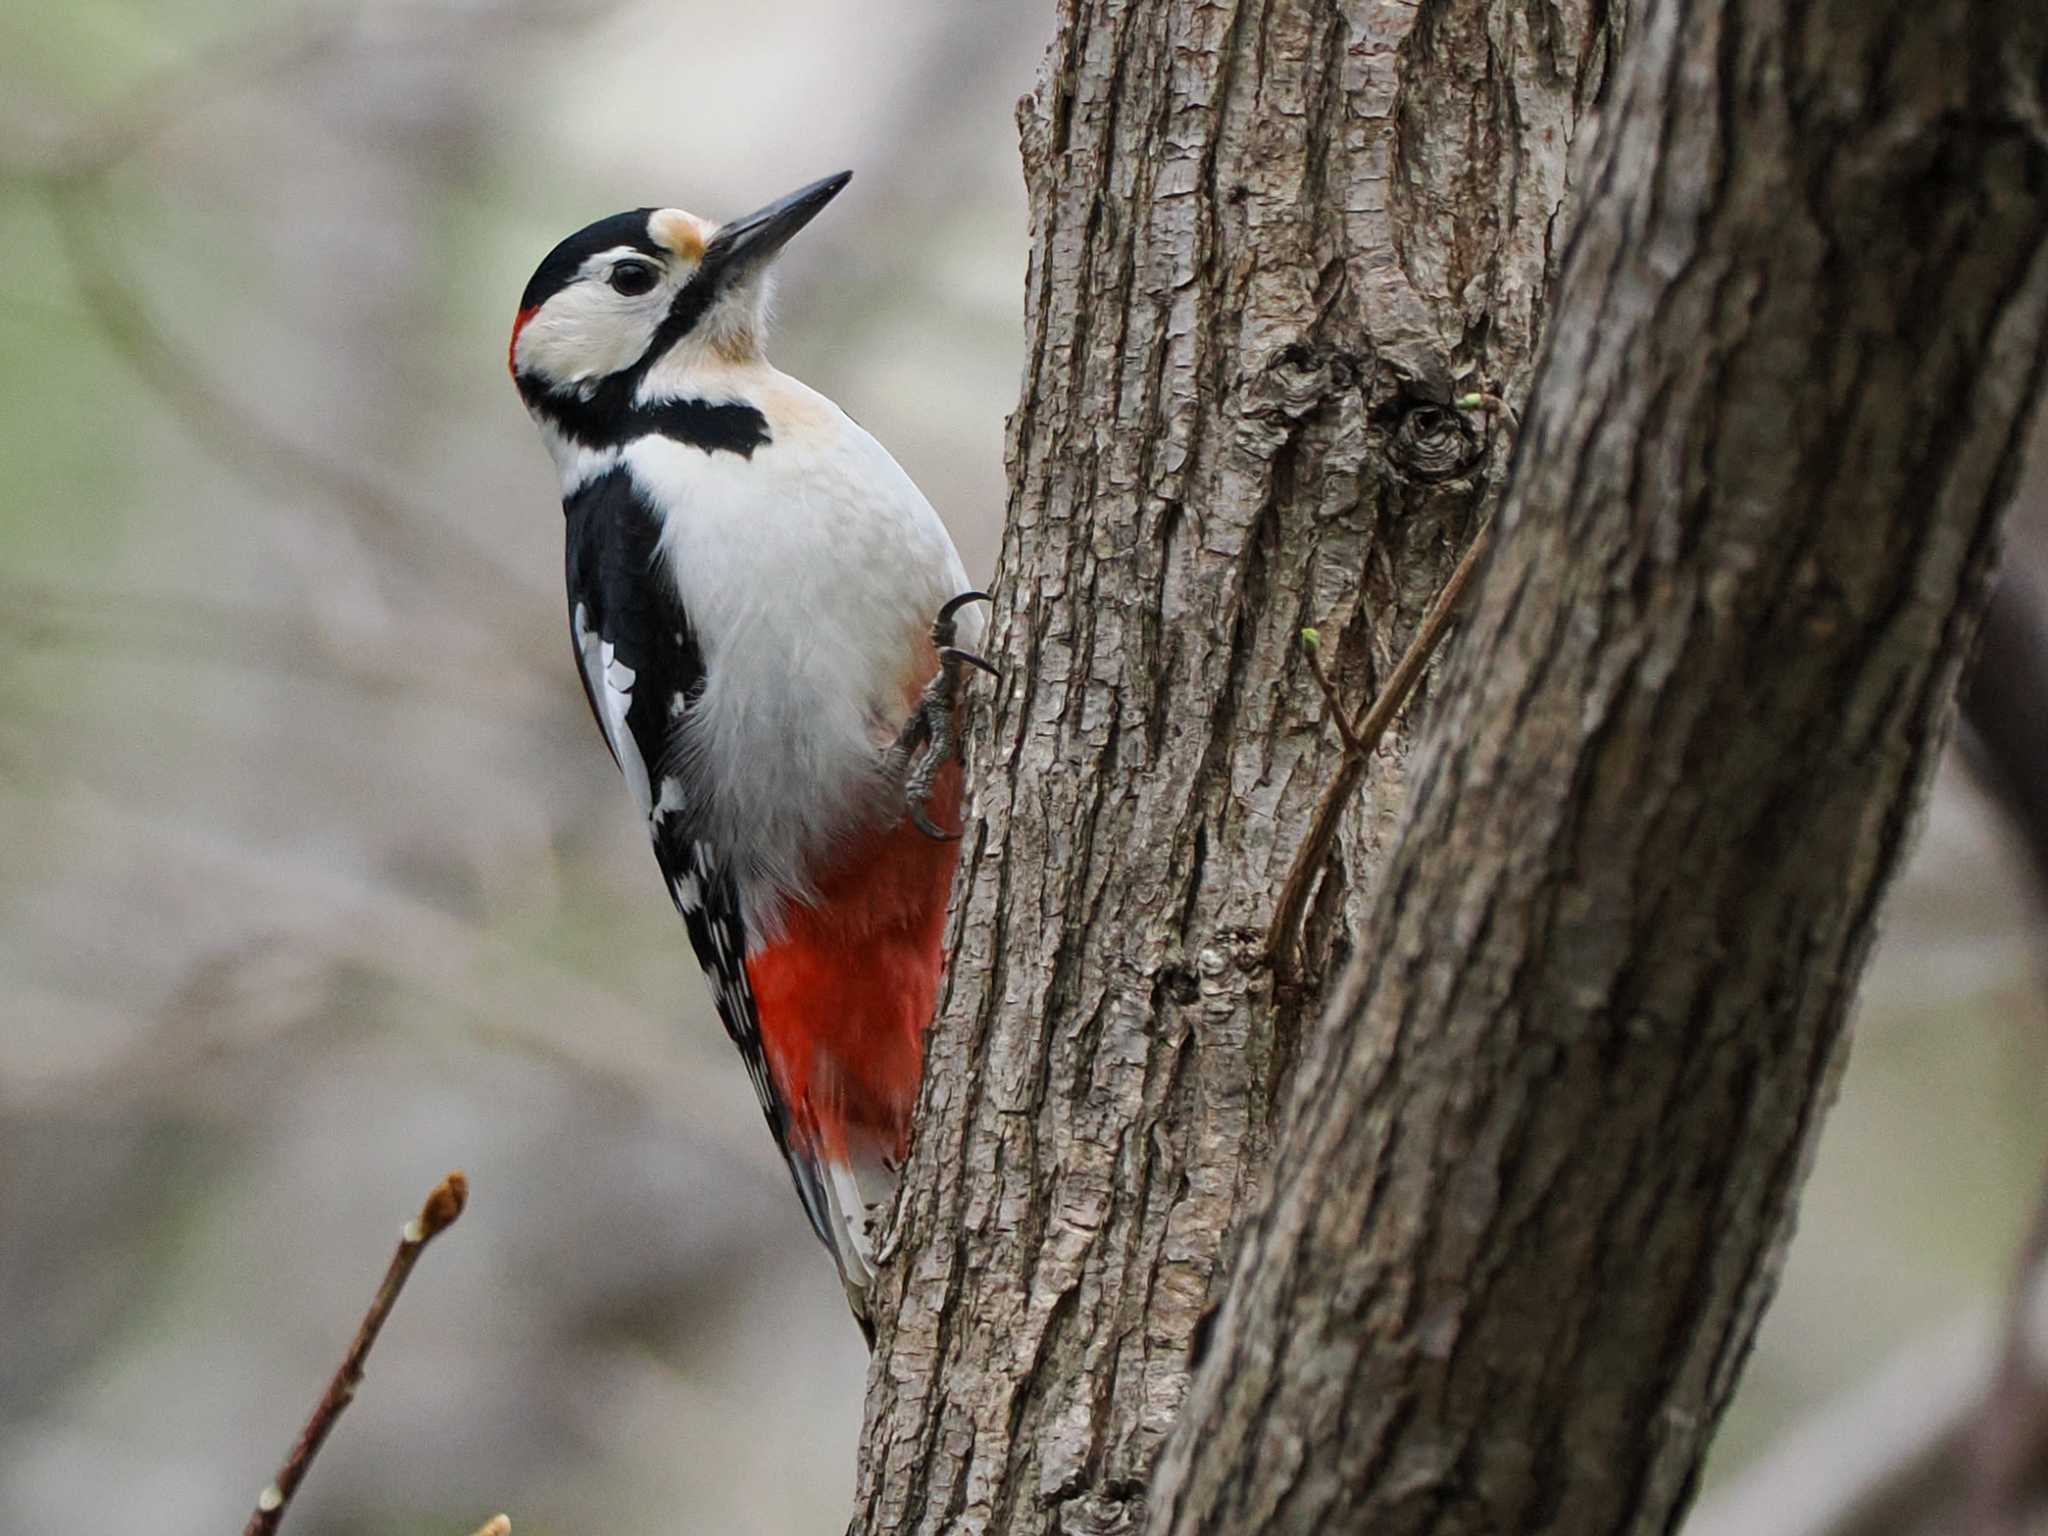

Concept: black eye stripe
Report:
left=609, top=260, right=659, bottom=296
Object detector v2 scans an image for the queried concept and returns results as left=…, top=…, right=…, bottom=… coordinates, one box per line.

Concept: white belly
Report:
left=624, top=371, right=978, bottom=923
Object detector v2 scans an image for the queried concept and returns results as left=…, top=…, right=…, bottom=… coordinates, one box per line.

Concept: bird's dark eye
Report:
left=609, top=260, right=658, bottom=296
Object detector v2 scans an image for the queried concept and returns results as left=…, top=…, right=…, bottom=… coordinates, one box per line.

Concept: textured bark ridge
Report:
left=1148, top=2, right=2048, bottom=1533
left=853, top=3, right=1620, bottom=1532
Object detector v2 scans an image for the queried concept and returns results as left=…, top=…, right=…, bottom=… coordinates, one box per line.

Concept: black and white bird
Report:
left=508, top=171, right=988, bottom=1332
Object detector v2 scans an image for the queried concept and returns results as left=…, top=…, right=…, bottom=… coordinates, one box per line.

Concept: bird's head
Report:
left=509, top=171, right=850, bottom=439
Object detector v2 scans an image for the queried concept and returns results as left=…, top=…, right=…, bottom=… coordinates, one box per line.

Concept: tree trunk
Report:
left=852, top=3, right=1622, bottom=1532
left=855, top=0, right=2048, bottom=1530
left=1147, top=2, right=2048, bottom=1534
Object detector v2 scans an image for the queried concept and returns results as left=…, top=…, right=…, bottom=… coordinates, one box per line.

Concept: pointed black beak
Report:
left=702, top=171, right=852, bottom=284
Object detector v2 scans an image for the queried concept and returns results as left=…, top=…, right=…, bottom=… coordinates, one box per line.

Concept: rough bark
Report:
left=853, top=2, right=1621, bottom=1533
left=1147, top=2, right=2048, bottom=1534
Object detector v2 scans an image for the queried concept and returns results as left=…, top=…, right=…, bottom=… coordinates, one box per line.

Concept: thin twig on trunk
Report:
left=1267, top=523, right=1492, bottom=987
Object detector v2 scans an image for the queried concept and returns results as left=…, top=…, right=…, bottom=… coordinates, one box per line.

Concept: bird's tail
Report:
left=811, top=1145, right=896, bottom=1343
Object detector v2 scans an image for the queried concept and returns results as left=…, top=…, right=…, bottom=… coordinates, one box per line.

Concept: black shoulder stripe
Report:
left=526, top=381, right=771, bottom=459
left=639, top=398, right=770, bottom=458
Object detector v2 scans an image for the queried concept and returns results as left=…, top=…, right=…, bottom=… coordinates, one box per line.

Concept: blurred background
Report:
left=1, top=3, right=2044, bottom=1533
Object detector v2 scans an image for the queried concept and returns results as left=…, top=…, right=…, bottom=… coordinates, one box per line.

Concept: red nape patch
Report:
left=745, top=762, right=966, bottom=1165
left=507, top=304, right=539, bottom=378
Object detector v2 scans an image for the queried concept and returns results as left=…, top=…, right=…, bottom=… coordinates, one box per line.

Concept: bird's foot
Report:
left=895, top=590, right=996, bottom=840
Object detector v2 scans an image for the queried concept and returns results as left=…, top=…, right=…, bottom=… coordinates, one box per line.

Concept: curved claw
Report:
left=939, top=645, right=1000, bottom=679
left=909, top=801, right=963, bottom=842
left=898, top=591, right=992, bottom=843
left=937, top=589, right=992, bottom=626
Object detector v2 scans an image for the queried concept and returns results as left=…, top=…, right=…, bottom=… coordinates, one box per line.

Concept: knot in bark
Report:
left=1389, top=400, right=1482, bottom=482
left=1055, top=1491, right=1144, bottom=1535
left=1254, top=343, right=1357, bottom=419
left=1233, top=343, right=1359, bottom=461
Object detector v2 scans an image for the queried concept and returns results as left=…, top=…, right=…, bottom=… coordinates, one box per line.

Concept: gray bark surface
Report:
left=853, top=2, right=1620, bottom=1532
left=1147, top=2, right=2048, bottom=1534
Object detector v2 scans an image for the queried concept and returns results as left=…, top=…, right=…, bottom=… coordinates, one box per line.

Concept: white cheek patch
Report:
left=573, top=602, right=652, bottom=816
left=516, top=246, right=679, bottom=387
left=518, top=291, right=660, bottom=385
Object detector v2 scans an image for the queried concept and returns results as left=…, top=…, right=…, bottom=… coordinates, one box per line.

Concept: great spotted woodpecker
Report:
left=509, top=171, right=988, bottom=1333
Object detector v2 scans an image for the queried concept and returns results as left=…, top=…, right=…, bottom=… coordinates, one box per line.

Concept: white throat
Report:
left=635, top=276, right=774, bottom=403
left=536, top=419, right=622, bottom=496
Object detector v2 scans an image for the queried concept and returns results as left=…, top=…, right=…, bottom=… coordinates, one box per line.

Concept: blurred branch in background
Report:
left=1687, top=518, right=2048, bottom=1536
left=1962, top=557, right=2048, bottom=1536
left=1963, top=565, right=2048, bottom=887
left=0, top=6, right=360, bottom=182
left=8, top=778, right=773, bottom=1152
left=44, top=177, right=543, bottom=669
left=1683, top=1312, right=1990, bottom=1536
left=0, top=2, right=604, bottom=677
left=0, top=5, right=1037, bottom=1529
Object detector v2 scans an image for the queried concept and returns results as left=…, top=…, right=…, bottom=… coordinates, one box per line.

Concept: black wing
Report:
left=563, top=466, right=703, bottom=810
left=563, top=468, right=836, bottom=1249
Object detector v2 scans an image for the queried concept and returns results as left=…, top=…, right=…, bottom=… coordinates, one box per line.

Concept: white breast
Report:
left=624, top=368, right=979, bottom=930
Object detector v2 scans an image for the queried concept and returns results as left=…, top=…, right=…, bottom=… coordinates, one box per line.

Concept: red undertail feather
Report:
left=745, top=759, right=963, bottom=1167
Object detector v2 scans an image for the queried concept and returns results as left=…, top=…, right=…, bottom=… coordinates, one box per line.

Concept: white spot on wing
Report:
left=653, top=776, right=687, bottom=824
left=573, top=602, right=652, bottom=816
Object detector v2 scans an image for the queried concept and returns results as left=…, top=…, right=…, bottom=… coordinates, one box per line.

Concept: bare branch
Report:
left=242, top=1172, right=470, bottom=1536
left=1343, top=523, right=1490, bottom=766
